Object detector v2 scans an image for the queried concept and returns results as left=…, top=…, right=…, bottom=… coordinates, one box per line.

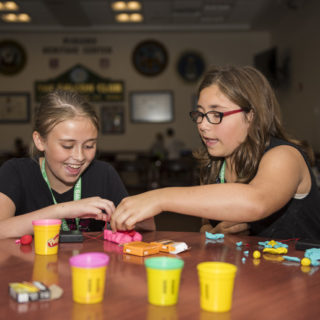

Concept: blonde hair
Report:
left=30, top=90, right=99, bottom=159
left=194, top=65, right=314, bottom=184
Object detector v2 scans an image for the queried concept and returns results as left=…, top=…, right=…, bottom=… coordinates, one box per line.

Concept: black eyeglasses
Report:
left=189, top=109, right=244, bottom=124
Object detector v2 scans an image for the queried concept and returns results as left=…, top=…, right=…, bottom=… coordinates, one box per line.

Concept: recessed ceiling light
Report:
left=18, top=13, right=31, bottom=22
left=130, top=13, right=143, bottom=22
left=127, top=1, right=141, bottom=11
left=0, top=1, right=19, bottom=11
left=112, top=1, right=142, bottom=11
left=116, top=13, right=130, bottom=22
left=2, top=12, right=31, bottom=22
left=2, top=12, right=17, bottom=21
left=111, top=1, right=126, bottom=11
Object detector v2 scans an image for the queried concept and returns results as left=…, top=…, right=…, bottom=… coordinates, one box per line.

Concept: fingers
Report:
left=110, top=209, right=136, bottom=232
left=208, top=221, right=249, bottom=235
left=72, top=197, right=116, bottom=221
left=225, top=222, right=249, bottom=234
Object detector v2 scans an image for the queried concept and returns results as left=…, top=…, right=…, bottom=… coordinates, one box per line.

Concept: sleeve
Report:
left=0, top=159, right=23, bottom=206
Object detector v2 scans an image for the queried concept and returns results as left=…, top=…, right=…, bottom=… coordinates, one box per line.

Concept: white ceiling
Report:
left=0, top=0, right=307, bottom=32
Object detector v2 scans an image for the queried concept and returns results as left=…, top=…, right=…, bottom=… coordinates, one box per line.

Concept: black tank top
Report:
left=210, top=137, right=320, bottom=240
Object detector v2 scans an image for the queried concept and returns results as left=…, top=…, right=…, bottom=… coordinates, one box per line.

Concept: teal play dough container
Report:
left=144, top=257, right=184, bottom=306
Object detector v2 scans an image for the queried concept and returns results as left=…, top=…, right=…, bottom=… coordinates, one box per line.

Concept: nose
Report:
left=197, top=115, right=211, bottom=132
left=72, top=146, right=85, bottom=161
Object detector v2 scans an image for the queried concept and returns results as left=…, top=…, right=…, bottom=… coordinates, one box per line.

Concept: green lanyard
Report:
left=41, top=158, right=82, bottom=231
left=219, top=161, right=226, bottom=184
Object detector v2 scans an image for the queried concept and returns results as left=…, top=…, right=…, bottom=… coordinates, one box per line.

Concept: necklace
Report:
left=41, top=158, right=82, bottom=231
left=219, top=160, right=226, bottom=184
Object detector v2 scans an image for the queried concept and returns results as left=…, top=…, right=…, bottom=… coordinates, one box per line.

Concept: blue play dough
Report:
left=283, top=256, right=301, bottom=262
left=205, top=232, right=224, bottom=240
left=305, top=248, right=320, bottom=267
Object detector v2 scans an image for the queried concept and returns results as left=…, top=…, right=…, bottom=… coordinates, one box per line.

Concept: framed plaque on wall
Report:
left=0, top=92, right=30, bottom=123
left=132, top=40, right=168, bottom=76
left=101, top=105, right=125, bottom=134
left=130, top=91, right=174, bottom=123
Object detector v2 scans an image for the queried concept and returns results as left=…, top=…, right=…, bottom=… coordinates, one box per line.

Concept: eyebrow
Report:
left=59, top=138, right=97, bottom=143
left=197, top=104, right=227, bottom=111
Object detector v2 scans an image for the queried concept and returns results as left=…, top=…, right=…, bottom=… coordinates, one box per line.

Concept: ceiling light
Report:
left=115, top=12, right=143, bottom=23
left=127, top=1, right=141, bottom=11
left=116, top=13, right=130, bottom=22
left=0, top=1, right=19, bottom=11
left=5, top=1, right=18, bottom=10
left=130, top=13, right=143, bottom=22
left=111, top=1, right=142, bottom=11
left=18, top=13, right=31, bottom=22
left=1, top=12, right=31, bottom=22
left=2, top=12, right=17, bottom=21
left=111, top=1, right=126, bottom=11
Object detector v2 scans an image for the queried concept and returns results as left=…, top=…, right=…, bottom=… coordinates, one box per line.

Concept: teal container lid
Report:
left=145, top=257, right=184, bottom=270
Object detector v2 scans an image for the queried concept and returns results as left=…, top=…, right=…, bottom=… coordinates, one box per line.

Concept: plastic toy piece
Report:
left=263, top=247, right=288, bottom=255
left=258, top=240, right=288, bottom=249
left=150, top=239, right=175, bottom=252
left=253, top=250, right=261, bottom=259
left=236, top=241, right=243, bottom=247
left=283, top=256, right=300, bottom=263
left=304, top=248, right=320, bottom=266
left=168, top=242, right=189, bottom=254
left=104, top=230, right=142, bottom=245
left=15, top=235, right=33, bottom=245
left=205, top=232, right=224, bottom=240
left=301, top=257, right=311, bottom=266
left=123, top=241, right=160, bottom=256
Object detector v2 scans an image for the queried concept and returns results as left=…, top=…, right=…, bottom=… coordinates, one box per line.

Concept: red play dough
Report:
left=20, top=234, right=33, bottom=245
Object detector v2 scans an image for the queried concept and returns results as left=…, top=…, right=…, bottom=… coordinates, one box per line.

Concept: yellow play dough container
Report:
left=197, top=262, right=237, bottom=312
left=69, top=252, right=110, bottom=304
left=144, top=257, right=184, bottom=306
left=32, top=219, right=61, bottom=255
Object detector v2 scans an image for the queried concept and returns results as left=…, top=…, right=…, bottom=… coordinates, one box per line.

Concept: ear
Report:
left=246, top=109, right=254, bottom=123
left=32, top=131, right=45, bottom=152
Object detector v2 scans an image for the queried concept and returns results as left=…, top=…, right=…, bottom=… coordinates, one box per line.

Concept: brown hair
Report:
left=194, top=65, right=314, bottom=184
left=30, top=90, right=99, bottom=159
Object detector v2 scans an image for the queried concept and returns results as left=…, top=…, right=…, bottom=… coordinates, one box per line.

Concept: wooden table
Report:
left=1, top=231, right=320, bottom=320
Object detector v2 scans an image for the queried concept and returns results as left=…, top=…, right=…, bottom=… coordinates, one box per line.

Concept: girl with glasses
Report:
left=111, top=65, right=320, bottom=240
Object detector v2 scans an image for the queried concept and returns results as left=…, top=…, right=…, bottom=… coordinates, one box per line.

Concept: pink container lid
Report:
left=32, top=219, right=62, bottom=226
left=69, top=252, right=110, bottom=268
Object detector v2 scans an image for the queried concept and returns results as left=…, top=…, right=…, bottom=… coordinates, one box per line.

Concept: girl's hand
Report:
left=201, top=221, right=249, bottom=235
left=59, top=197, right=116, bottom=221
left=110, top=191, right=162, bottom=231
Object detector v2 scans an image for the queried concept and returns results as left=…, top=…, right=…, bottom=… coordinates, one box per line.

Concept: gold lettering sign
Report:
left=34, top=64, right=124, bottom=102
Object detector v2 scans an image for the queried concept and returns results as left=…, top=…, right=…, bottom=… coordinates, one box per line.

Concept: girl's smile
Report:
left=35, top=116, right=98, bottom=193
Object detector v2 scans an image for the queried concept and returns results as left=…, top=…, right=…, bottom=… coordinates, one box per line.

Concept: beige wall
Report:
left=271, top=0, right=320, bottom=152
left=0, top=31, right=269, bottom=153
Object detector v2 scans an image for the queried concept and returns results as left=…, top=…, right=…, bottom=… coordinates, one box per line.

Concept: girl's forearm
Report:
left=0, top=204, right=63, bottom=239
left=157, top=184, right=263, bottom=222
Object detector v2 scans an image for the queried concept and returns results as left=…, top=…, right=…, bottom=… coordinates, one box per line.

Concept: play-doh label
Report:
left=47, top=234, right=59, bottom=247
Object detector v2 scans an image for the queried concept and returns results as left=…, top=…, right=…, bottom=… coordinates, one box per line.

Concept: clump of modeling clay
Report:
left=283, top=256, right=301, bottom=263
left=259, top=240, right=288, bottom=254
left=104, top=230, right=142, bottom=244
left=253, top=250, right=261, bottom=259
left=205, top=232, right=224, bottom=240
left=301, top=257, right=311, bottom=266
left=304, top=248, right=320, bottom=267
left=15, top=235, right=33, bottom=245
